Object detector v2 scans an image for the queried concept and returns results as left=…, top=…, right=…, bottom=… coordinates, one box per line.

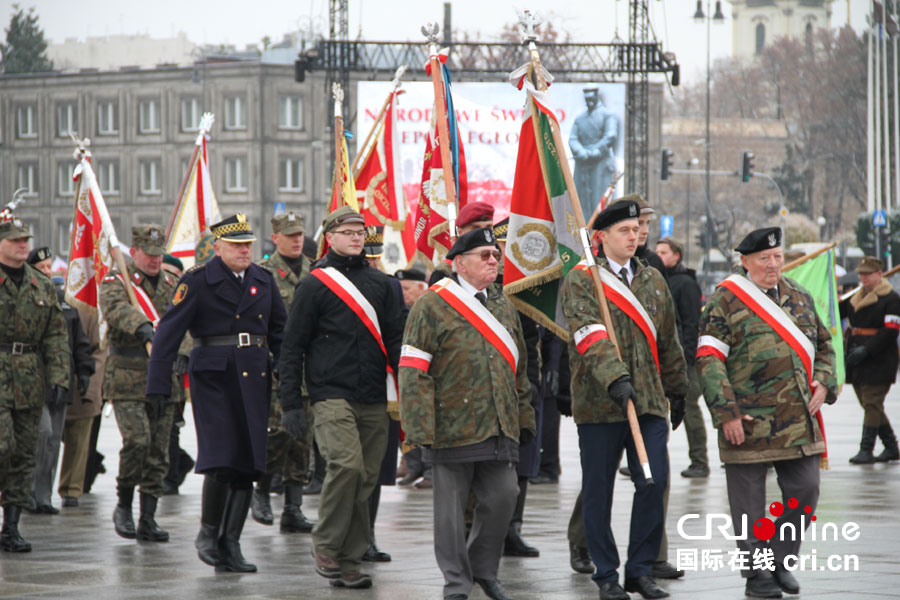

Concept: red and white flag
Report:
left=166, top=113, right=220, bottom=269
left=64, top=153, right=119, bottom=342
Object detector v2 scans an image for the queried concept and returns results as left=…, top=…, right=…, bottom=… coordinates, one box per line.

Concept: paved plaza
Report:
left=1, top=384, right=899, bottom=599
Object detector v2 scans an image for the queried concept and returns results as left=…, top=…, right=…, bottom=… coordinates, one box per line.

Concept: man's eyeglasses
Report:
left=462, top=249, right=502, bottom=262
left=332, top=230, right=366, bottom=238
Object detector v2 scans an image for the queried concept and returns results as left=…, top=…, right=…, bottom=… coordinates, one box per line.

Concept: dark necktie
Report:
left=767, top=287, right=778, bottom=302
left=475, top=292, right=487, bottom=307
left=618, top=267, right=630, bottom=288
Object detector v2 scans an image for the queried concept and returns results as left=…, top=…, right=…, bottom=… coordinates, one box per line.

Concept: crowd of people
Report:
left=0, top=194, right=897, bottom=600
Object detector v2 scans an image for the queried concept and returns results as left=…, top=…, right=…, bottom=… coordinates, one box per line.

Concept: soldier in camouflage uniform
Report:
left=400, top=228, right=536, bottom=600
left=561, top=200, right=687, bottom=600
left=101, top=225, right=179, bottom=542
left=697, top=227, right=836, bottom=599
left=0, top=218, right=70, bottom=552
left=252, top=212, right=314, bottom=533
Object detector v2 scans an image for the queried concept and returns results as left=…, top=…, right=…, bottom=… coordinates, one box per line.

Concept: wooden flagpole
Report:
left=782, top=241, right=837, bottom=272
left=351, top=66, right=407, bottom=177
left=521, top=11, right=654, bottom=484
left=586, top=171, right=625, bottom=230
left=332, top=83, right=347, bottom=209
left=422, top=22, right=459, bottom=243
left=165, top=113, right=215, bottom=238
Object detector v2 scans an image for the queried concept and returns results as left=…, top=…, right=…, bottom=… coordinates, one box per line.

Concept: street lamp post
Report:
left=694, top=0, right=725, bottom=274
left=685, top=157, right=699, bottom=266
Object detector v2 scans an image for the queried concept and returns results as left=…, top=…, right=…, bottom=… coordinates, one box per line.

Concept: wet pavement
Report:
left=2, top=383, right=899, bottom=599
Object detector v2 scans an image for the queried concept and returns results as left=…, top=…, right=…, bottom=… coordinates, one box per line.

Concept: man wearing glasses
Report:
left=279, top=206, right=403, bottom=590
left=399, top=228, right=536, bottom=600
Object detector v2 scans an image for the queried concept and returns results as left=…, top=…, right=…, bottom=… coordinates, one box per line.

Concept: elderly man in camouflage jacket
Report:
left=697, top=227, right=836, bottom=599
left=400, top=228, right=535, bottom=600
left=561, top=199, right=687, bottom=600
left=0, top=218, right=70, bottom=553
left=101, top=225, right=181, bottom=543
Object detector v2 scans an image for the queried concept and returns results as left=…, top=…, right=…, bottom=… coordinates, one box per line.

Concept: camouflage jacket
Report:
left=560, top=257, right=688, bottom=424
left=0, top=265, right=70, bottom=410
left=100, top=264, right=177, bottom=402
left=260, top=252, right=309, bottom=420
left=399, top=275, right=535, bottom=449
left=697, top=273, right=837, bottom=463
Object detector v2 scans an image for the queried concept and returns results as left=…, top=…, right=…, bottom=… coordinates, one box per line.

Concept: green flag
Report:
left=785, top=248, right=845, bottom=385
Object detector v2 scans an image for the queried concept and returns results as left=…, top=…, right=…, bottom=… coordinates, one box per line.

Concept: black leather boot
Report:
left=251, top=473, right=274, bottom=525
left=196, top=475, right=228, bottom=566
left=216, top=487, right=257, bottom=572
left=849, top=426, right=878, bottom=464
left=113, top=485, right=136, bottom=539
left=875, top=424, right=900, bottom=462
left=503, top=477, right=539, bottom=557
left=136, top=493, right=169, bottom=542
left=280, top=484, right=314, bottom=533
left=1, top=505, right=32, bottom=552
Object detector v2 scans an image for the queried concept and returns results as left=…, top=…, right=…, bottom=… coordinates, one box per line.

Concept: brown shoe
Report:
left=414, top=477, right=433, bottom=489
left=329, top=571, right=372, bottom=589
left=311, top=548, right=341, bottom=579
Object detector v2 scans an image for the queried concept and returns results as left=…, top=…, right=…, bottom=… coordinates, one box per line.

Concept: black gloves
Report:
left=282, top=408, right=306, bottom=440
left=77, top=374, right=91, bottom=397
left=545, top=370, right=560, bottom=398
left=607, top=376, right=635, bottom=419
left=173, top=354, right=189, bottom=376
left=145, top=394, right=169, bottom=420
left=135, top=322, right=155, bottom=346
left=846, top=346, right=869, bottom=368
left=519, top=428, right=535, bottom=447
left=50, top=385, right=69, bottom=408
left=669, top=395, right=686, bottom=431
left=556, top=394, right=573, bottom=417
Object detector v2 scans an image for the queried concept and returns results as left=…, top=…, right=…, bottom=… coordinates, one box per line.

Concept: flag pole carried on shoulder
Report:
left=422, top=22, right=459, bottom=243
left=71, top=135, right=152, bottom=356
left=518, top=10, right=654, bottom=485
left=351, top=66, right=407, bottom=178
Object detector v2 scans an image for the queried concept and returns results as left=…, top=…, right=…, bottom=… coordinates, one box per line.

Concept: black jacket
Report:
left=279, top=250, right=403, bottom=410
left=56, top=286, right=95, bottom=402
left=840, top=282, right=900, bottom=385
left=663, top=262, right=702, bottom=366
left=637, top=245, right=665, bottom=274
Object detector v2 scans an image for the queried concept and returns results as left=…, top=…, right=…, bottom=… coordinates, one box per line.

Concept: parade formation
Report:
left=0, top=8, right=898, bottom=600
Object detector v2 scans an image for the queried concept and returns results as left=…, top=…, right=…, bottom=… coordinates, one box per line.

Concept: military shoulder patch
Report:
left=185, top=262, right=206, bottom=274
left=172, top=283, right=189, bottom=305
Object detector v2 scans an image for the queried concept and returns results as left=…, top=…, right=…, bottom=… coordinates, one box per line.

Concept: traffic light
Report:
left=262, top=240, right=276, bottom=260
left=695, top=227, right=719, bottom=252
left=661, top=148, right=674, bottom=181
left=741, top=151, right=754, bottom=183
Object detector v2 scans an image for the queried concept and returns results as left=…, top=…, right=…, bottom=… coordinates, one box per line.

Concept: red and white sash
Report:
left=116, top=273, right=161, bottom=328
left=311, top=266, right=398, bottom=402
left=718, top=274, right=815, bottom=386
left=430, top=278, right=519, bottom=373
left=573, top=262, right=660, bottom=372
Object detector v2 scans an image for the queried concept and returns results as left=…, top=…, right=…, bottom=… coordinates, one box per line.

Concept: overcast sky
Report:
left=9, top=0, right=866, bottom=84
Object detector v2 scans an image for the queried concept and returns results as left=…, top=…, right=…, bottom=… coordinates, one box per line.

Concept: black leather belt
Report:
left=108, top=346, right=148, bottom=358
left=197, top=334, right=267, bottom=348
left=0, top=342, right=37, bottom=355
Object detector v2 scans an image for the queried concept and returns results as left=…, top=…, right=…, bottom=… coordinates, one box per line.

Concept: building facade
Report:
left=728, top=0, right=835, bottom=59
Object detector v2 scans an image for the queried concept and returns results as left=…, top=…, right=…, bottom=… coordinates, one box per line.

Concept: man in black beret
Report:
left=561, top=200, right=687, bottom=600
left=696, top=226, right=836, bottom=597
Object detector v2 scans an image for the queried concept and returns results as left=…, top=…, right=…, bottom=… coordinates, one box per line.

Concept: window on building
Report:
left=97, top=160, right=119, bottom=194
left=139, top=159, right=162, bottom=194
left=17, top=162, right=39, bottom=195
left=139, top=99, right=161, bottom=133
left=755, top=24, right=766, bottom=55
left=182, top=98, right=201, bottom=131
left=58, top=163, right=76, bottom=196
left=279, top=158, right=304, bottom=192
left=16, top=104, right=37, bottom=138
left=97, top=100, right=119, bottom=135
left=278, top=96, right=303, bottom=129
left=225, top=157, right=248, bottom=192
left=57, top=220, right=73, bottom=257
left=57, top=102, right=77, bottom=137
left=225, top=96, right=247, bottom=130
